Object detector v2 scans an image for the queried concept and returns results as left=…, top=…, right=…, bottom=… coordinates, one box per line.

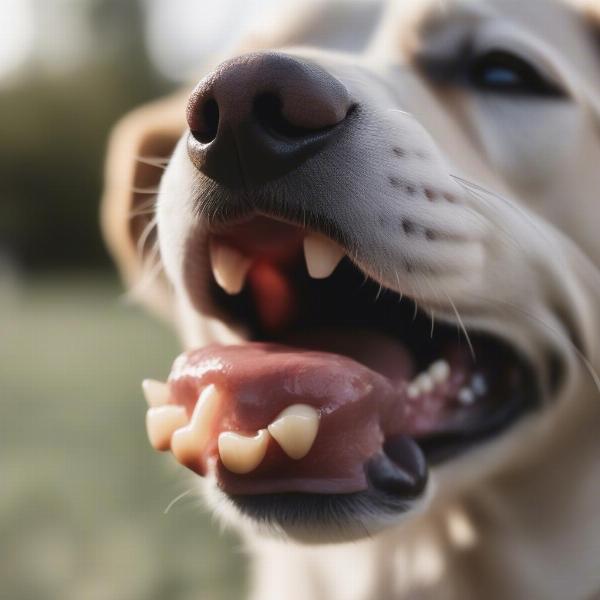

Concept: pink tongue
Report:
left=168, top=343, right=411, bottom=494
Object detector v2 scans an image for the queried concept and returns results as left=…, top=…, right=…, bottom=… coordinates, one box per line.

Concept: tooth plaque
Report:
left=210, top=241, right=252, bottom=295
left=218, top=429, right=270, bottom=474
left=171, top=384, right=221, bottom=465
left=268, top=404, right=320, bottom=460
left=303, top=233, right=345, bottom=279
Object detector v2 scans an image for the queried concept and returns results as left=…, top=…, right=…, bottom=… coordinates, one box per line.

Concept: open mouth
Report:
left=144, top=215, right=539, bottom=523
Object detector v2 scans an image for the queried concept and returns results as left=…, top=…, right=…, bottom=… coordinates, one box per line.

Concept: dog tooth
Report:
left=406, top=383, right=420, bottom=399
left=171, top=384, right=221, bottom=465
left=209, top=241, right=252, bottom=295
left=142, top=379, right=170, bottom=407
left=471, top=374, right=487, bottom=396
left=414, top=373, right=434, bottom=394
left=429, top=360, right=450, bottom=384
left=218, top=429, right=269, bottom=474
left=303, top=233, right=345, bottom=279
left=146, top=405, right=188, bottom=451
left=457, top=387, right=476, bottom=406
left=268, top=404, right=320, bottom=460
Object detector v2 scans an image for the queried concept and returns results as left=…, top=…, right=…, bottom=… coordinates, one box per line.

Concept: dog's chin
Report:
left=209, top=487, right=430, bottom=544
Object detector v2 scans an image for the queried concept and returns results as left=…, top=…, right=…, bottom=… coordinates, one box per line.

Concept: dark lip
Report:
left=227, top=487, right=420, bottom=538
left=225, top=379, right=538, bottom=532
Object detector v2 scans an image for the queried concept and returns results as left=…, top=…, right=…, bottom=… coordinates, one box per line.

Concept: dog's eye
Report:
left=469, top=50, right=565, bottom=98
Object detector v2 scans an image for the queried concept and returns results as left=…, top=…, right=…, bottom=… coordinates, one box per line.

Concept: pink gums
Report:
left=165, top=342, right=471, bottom=495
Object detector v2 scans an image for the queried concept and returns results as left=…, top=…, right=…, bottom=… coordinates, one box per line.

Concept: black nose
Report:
left=186, top=52, right=352, bottom=188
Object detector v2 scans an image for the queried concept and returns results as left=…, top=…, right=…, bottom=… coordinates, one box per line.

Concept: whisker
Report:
left=137, top=215, right=158, bottom=259
left=388, top=108, right=414, bottom=119
left=474, top=294, right=600, bottom=395
left=455, top=183, right=523, bottom=252
left=129, top=207, right=157, bottom=219
left=445, top=293, right=476, bottom=361
left=454, top=174, right=600, bottom=316
left=164, top=489, right=194, bottom=514
left=137, top=155, right=170, bottom=169
left=132, top=187, right=161, bottom=195
left=454, top=175, right=558, bottom=254
left=129, top=197, right=158, bottom=219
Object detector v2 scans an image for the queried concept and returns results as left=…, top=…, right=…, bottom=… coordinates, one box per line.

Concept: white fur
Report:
left=102, top=0, right=600, bottom=598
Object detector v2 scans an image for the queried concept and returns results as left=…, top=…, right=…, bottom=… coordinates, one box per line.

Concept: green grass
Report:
left=0, top=274, right=247, bottom=600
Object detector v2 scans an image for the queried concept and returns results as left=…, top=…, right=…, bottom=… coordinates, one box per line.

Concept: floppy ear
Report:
left=101, top=91, right=188, bottom=319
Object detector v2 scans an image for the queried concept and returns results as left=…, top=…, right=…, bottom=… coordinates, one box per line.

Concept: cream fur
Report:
left=102, top=1, right=600, bottom=598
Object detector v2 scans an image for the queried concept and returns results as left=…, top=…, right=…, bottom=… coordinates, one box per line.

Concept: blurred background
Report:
left=0, top=1, right=288, bottom=598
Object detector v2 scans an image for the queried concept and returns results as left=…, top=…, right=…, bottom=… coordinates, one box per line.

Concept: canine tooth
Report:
left=414, top=373, right=434, bottom=394
left=268, top=404, right=320, bottom=460
left=209, top=241, right=252, bottom=295
left=142, top=379, right=170, bottom=407
left=146, top=405, right=188, bottom=451
left=429, top=360, right=450, bottom=384
left=171, top=384, right=221, bottom=465
left=303, top=233, right=345, bottom=279
left=457, top=387, right=476, bottom=406
left=218, top=429, right=269, bottom=474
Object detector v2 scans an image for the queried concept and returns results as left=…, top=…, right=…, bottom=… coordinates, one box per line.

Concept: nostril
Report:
left=253, top=93, right=337, bottom=140
left=190, top=98, right=220, bottom=144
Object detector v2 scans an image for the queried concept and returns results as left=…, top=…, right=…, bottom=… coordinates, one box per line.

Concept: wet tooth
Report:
left=142, top=379, right=170, bottom=407
left=218, top=429, right=269, bottom=474
left=429, top=360, right=450, bottom=384
left=171, top=384, right=221, bottom=465
left=303, top=233, right=345, bottom=279
left=457, top=387, right=476, bottom=406
left=268, top=404, right=320, bottom=460
left=210, top=241, right=252, bottom=295
left=146, top=405, right=188, bottom=451
left=414, top=373, right=434, bottom=394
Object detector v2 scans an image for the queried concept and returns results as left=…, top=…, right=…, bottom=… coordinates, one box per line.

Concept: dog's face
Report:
left=103, top=0, right=600, bottom=542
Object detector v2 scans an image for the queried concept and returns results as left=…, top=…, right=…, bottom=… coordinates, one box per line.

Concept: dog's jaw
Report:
left=147, top=45, right=597, bottom=545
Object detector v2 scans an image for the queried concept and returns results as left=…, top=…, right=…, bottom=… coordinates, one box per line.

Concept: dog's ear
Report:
left=101, top=91, right=187, bottom=319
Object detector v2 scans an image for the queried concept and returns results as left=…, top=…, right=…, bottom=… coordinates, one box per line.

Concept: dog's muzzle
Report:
left=145, top=51, right=540, bottom=531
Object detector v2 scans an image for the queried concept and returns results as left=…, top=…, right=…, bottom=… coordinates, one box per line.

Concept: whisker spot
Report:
left=424, top=188, right=437, bottom=201
left=402, top=219, right=415, bottom=235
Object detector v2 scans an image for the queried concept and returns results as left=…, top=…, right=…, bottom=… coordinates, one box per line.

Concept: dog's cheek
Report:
left=471, top=98, right=582, bottom=189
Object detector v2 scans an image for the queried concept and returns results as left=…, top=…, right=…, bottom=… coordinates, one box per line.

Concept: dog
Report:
left=102, top=1, right=600, bottom=598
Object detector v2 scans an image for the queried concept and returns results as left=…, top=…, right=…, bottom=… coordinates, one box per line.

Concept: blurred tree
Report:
left=0, top=0, right=172, bottom=271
